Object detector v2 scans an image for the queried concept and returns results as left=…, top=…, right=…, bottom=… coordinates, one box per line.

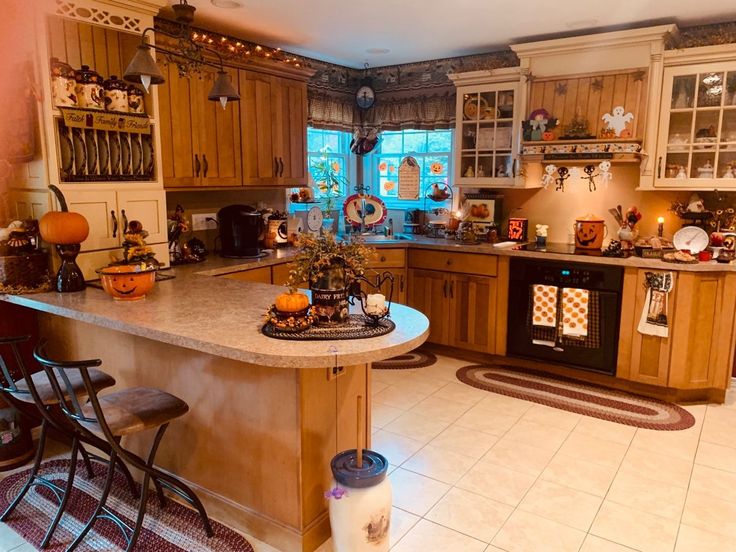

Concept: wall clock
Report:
left=306, top=205, right=324, bottom=232
left=356, top=85, right=376, bottom=109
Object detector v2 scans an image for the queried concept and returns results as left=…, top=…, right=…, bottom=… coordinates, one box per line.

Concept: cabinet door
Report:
left=273, top=77, right=308, bottom=186
left=272, top=262, right=308, bottom=288
left=196, top=66, right=242, bottom=187
left=62, top=189, right=119, bottom=251
left=407, top=269, right=450, bottom=345
left=239, top=70, right=278, bottom=185
left=365, top=267, right=407, bottom=305
left=449, top=273, right=497, bottom=353
left=116, top=189, right=167, bottom=245
left=221, top=266, right=272, bottom=283
left=158, top=59, right=200, bottom=188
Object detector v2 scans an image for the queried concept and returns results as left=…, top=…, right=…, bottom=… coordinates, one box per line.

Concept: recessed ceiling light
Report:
left=211, top=0, right=243, bottom=8
left=365, top=48, right=390, bottom=55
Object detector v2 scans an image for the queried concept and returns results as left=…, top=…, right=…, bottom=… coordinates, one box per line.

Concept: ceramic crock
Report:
left=329, top=449, right=391, bottom=552
left=103, top=75, right=128, bottom=112
left=74, top=65, right=104, bottom=110
left=127, top=85, right=145, bottom=114
left=50, top=57, right=76, bottom=107
left=573, top=214, right=607, bottom=250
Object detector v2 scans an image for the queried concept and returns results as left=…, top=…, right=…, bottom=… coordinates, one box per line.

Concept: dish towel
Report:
left=532, top=285, right=558, bottom=327
left=638, top=272, right=674, bottom=338
left=561, top=288, right=589, bottom=337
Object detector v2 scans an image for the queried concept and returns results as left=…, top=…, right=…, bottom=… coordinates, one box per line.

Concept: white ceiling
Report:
left=164, top=0, right=736, bottom=68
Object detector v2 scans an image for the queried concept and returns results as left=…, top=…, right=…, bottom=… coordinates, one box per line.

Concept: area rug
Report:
left=0, top=459, right=254, bottom=551
left=373, top=349, right=437, bottom=370
left=456, top=364, right=695, bottom=431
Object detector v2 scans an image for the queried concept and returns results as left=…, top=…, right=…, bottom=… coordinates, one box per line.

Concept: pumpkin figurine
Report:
left=39, top=185, right=90, bottom=292
left=275, top=290, right=310, bottom=314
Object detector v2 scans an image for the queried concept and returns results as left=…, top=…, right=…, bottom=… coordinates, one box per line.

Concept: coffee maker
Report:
left=216, top=204, right=264, bottom=258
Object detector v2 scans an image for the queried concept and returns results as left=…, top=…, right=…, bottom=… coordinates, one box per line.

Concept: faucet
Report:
left=359, top=195, right=368, bottom=234
left=385, top=218, right=394, bottom=236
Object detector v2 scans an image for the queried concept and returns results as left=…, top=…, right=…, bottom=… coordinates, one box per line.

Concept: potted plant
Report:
left=310, top=147, right=346, bottom=232
left=285, top=232, right=374, bottom=326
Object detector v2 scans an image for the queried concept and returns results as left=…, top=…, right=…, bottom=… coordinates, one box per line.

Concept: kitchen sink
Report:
left=340, top=234, right=414, bottom=243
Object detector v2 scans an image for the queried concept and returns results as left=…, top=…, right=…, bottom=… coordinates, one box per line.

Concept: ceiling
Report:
left=163, top=0, right=736, bottom=68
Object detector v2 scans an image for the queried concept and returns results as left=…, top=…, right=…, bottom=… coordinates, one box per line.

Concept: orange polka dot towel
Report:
left=562, top=287, right=589, bottom=337
left=532, top=284, right=557, bottom=328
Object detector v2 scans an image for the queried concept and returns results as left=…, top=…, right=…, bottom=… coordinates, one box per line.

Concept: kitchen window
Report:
left=306, top=127, right=355, bottom=200
left=366, top=129, right=453, bottom=209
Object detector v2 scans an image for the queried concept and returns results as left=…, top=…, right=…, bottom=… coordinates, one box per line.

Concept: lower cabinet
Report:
left=221, top=266, right=272, bottom=283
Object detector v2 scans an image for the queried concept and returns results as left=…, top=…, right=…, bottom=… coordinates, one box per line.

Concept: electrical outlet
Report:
left=191, top=213, right=217, bottom=231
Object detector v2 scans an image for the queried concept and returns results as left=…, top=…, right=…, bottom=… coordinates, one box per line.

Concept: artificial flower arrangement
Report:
left=310, top=147, right=348, bottom=217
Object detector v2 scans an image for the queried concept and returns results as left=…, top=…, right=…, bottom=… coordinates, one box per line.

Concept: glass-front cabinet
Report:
left=656, top=61, right=736, bottom=187
left=451, top=69, right=523, bottom=188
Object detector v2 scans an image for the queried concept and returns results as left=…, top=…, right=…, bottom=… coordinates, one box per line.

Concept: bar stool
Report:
left=34, top=344, right=214, bottom=552
left=0, top=335, right=138, bottom=548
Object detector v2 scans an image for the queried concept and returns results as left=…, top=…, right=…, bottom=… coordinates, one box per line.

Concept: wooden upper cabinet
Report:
left=274, top=76, right=308, bottom=185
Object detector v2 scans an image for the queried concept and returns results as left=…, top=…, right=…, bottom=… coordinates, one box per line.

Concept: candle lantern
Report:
left=349, top=272, right=394, bottom=327
left=657, top=216, right=665, bottom=238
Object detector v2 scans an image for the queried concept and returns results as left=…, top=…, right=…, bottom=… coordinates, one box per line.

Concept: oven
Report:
left=507, top=257, right=624, bottom=375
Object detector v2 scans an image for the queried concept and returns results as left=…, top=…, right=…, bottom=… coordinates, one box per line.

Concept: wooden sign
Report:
left=398, top=156, right=420, bottom=200
left=60, top=107, right=151, bottom=134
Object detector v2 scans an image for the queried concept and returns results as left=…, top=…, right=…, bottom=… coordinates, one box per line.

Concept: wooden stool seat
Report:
left=13, top=368, right=115, bottom=406
left=80, top=387, right=189, bottom=437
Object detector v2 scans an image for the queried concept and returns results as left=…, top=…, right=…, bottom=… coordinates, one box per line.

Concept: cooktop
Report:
left=513, top=242, right=631, bottom=258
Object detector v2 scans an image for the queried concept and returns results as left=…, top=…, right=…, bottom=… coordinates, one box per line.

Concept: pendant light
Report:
left=123, top=42, right=165, bottom=92
left=208, top=70, right=239, bottom=109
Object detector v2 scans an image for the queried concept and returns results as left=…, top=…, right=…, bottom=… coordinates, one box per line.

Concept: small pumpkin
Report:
left=275, top=291, right=310, bottom=313
left=542, top=131, right=555, bottom=141
left=39, top=185, right=90, bottom=244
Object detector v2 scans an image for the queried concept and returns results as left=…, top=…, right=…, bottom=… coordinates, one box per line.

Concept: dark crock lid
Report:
left=50, top=57, right=75, bottom=78
left=75, top=65, right=102, bottom=84
left=127, top=84, right=144, bottom=96
left=104, top=75, right=128, bottom=91
left=331, top=449, right=388, bottom=489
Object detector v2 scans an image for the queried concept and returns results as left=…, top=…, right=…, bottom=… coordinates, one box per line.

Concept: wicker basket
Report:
left=0, top=251, right=50, bottom=288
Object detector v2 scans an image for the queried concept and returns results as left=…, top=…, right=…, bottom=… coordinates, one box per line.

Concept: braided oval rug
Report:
left=0, top=459, right=254, bottom=551
left=373, top=349, right=437, bottom=370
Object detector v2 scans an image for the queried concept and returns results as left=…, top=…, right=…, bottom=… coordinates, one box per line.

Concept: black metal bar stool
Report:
left=0, top=335, right=138, bottom=548
left=34, top=345, right=214, bottom=552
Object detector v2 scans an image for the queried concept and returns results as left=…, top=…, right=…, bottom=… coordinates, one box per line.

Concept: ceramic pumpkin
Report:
left=275, top=291, right=310, bottom=313
left=39, top=185, right=90, bottom=245
left=542, top=131, right=555, bottom=141
left=97, top=265, right=156, bottom=301
left=573, top=214, right=607, bottom=250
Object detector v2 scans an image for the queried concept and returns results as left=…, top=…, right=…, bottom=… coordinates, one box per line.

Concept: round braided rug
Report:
left=373, top=349, right=437, bottom=370
left=457, top=363, right=695, bottom=431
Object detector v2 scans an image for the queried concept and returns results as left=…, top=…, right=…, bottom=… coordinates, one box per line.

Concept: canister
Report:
left=103, top=75, right=128, bottom=112
left=74, top=65, right=104, bottom=110
left=573, top=214, right=607, bottom=249
left=50, top=57, right=76, bottom=107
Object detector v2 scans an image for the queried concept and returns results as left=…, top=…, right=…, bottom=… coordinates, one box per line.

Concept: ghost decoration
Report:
left=602, top=106, right=634, bottom=137
left=598, top=160, right=613, bottom=188
left=541, top=164, right=556, bottom=189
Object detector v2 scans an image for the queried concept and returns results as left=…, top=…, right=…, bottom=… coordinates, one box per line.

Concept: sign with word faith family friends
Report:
left=59, top=107, right=151, bottom=134
left=398, top=156, right=420, bottom=200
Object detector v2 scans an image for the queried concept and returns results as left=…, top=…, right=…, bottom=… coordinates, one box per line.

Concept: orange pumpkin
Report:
left=275, top=291, right=310, bottom=313
left=97, top=265, right=156, bottom=301
left=542, top=131, right=555, bottom=141
left=39, top=185, right=90, bottom=244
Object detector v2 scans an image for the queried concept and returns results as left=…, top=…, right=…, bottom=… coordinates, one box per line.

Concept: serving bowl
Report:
left=97, top=264, right=157, bottom=301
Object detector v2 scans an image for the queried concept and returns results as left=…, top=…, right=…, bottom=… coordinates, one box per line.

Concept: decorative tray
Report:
left=262, top=314, right=395, bottom=341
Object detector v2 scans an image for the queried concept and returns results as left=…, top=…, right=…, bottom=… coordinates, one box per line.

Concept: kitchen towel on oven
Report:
left=561, top=288, right=589, bottom=337
left=638, top=271, right=674, bottom=338
left=532, top=285, right=558, bottom=327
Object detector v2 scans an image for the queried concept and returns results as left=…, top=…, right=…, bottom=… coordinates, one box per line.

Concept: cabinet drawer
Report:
left=408, top=250, right=497, bottom=276
left=367, top=248, right=406, bottom=269
left=221, top=266, right=272, bottom=283
left=271, top=261, right=308, bottom=288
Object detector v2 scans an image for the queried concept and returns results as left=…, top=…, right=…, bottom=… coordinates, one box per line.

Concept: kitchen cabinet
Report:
left=408, top=269, right=452, bottom=345
left=222, top=266, right=272, bottom=283
left=239, top=70, right=308, bottom=186
left=365, top=248, right=407, bottom=304
left=158, top=61, right=242, bottom=188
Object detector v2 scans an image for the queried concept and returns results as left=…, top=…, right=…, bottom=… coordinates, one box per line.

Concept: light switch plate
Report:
left=191, top=213, right=217, bottom=231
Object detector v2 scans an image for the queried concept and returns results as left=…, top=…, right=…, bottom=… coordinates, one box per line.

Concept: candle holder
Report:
left=349, top=272, right=394, bottom=327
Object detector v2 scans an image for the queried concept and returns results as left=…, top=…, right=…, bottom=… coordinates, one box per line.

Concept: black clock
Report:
left=356, top=85, right=376, bottom=109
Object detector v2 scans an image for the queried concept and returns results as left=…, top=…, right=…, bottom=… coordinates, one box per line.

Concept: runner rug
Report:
left=456, top=364, right=695, bottom=431
left=0, top=459, right=254, bottom=551
left=373, top=349, right=437, bottom=370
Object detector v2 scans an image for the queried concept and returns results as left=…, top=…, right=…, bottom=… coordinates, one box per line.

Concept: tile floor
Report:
left=1, top=352, right=735, bottom=552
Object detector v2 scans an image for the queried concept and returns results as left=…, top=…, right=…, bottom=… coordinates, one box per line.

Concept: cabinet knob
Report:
left=380, top=255, right=386, bottom=262
left=447, top=259, right=453, bottom=266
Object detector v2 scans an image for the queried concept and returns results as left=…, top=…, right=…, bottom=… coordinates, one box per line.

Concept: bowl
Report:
left=96, top=264, right=157, bottom=301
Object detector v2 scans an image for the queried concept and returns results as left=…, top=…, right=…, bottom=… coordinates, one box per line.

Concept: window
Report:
left=306, top=127, right=355, bottom=200
left=367, top=129, right=453, bottom=209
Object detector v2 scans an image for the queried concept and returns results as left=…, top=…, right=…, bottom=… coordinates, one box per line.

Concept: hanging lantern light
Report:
left=207, top=70, right=240, bottom=109
left=123, top=42, right=165, bottom=92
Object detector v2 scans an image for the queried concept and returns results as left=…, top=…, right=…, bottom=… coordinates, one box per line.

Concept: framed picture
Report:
left=464, top=198, right=496, bottom=223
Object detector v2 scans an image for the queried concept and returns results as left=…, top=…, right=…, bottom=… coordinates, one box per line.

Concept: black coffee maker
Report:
left=216, top=204, right=264, bottom=258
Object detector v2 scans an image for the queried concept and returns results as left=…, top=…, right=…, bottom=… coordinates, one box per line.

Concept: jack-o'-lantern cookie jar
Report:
left=573, top=214, right=607, bottom=250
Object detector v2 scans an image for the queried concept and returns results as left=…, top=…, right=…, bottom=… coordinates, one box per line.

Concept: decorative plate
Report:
left=109, top=132, right=120, bottom=176
left=463, top=96, right=488, bottom=120
left=120, top=133, right=131, bottom=175
left=72, top=128, right=86, bottom=175
left=85, top=129, right=97, bottom=175
left=142, top=134, right=154, bottom=177
left=343, top=194, right=387, bottom=228
left=58, top=127, right=73, bottom=177
left=97, top=130, right=109, bottom=176
left=131, top=134, right=143, bottom=176
left=673, top=226, right=709, bottom=254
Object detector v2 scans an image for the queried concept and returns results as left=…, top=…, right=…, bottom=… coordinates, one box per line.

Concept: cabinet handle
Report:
left=449, top=280, right=454, bottom=299
left=279, top=157, right=284, bottom=176
left=512, top=157, right=519, bottom=177
left=194, top=154, right=201, bottom=177
left=111, top=210, right=118, bottom=238
left=446, top=259, right=453, bottom=266
left=443, top=280, right=448, bottom=298
left=121, top=209, right=128, bottom=234
left=202, top=154, right=209, bottom=178
left=657, top=156, right=662, bottom=179
left=274, top=157, right=279, bottom=176
left=400, top=274, right=404, bottom=293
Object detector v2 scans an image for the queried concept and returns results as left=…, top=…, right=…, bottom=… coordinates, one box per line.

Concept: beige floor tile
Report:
left=618, top=447, right=693, bottom=488
left=0, top=524, right=27, bottom=551
left=629, top=427, right=700, bottom=462
left=503, top=419, right=570, bottom=451
left=429, top=425, right=499, bottom=460
left=392, top=519, right=487, bottom=552
left=456, top=459, right=537, bottom=507
left=383, top=411, right=450, bottom=443
left=399, top=373, right=449, bottom=396
left=681, top=489, right=736, bottom=538
left=371, top=380, right=389, bottom=396
left=402, top=444, right=477, bottom=485
left=700, top=406, right=736, bottom=448
left=484, top=546, right=507, bottom=552
left=491, top=509, right=586, bottom=552
left=580, top=534, right=639, bottom=551
left=518, top=479, right=602, bottom=531
left=372, top=402, right=405, bottom=429
left=432, top=381, right=489, bottom=405
left=689, top=463, right=736, bottom=503
left=571, top=417, right=636, bottom=446
left=372, top=369, right=411, bottom=386
left=695, top=440, right=736, bottom=473
left=373, top=385, right=429, bottom=410
left=675, top=523, right=736, bottom=552
left=370, top=429, right=426, bottom=466
left=389, top=507, right=420, bottom=547
left=475, top=394, right=534, bottom=417
left=389, top=467, right=450, bottom=516
left=455, top=403, right=521, bottom=436
left=606, top=470, right=687, bottom=521
left=556, top=431, right=628, bottom=469
left=409, top=395, right=471, bottom=423
left=590, top=500, right=679, bottom=552
left=426, top=487, right=513, bottom=543
left=721, top=389, right=736, bottom=410
left=541, top=454, right=618, bottom=496
left=421, top=362, right=464, bottom=382
left=482, top=437, right=556, bottom=477
left=682, top=404, right=707, bottom=425
left=7, top=545, right=37, bottom=552
left=520, top=404, right=582, bottom=431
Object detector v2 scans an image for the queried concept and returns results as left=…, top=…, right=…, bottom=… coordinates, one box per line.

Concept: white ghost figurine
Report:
left=598, top=160, right=613, bottom=188
left=602, top=106, right=634, bottom=137
left=542, top=164, right=556, bottom=189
